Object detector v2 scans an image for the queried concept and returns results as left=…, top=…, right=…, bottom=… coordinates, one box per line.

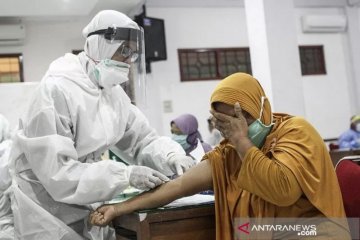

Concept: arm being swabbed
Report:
left=89, top=160, right=213, bottom=226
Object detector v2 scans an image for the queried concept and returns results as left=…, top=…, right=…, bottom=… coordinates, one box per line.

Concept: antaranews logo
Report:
left=234, top=218, right=318, bottom=239
left=238, top=222, right=250, bottom=235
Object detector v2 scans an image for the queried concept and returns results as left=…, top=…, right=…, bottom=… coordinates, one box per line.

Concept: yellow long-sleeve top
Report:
left=204, top=113, right=350, bottom=240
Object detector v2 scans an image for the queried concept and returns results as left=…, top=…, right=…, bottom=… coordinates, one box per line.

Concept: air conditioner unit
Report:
left=0, top=24, right=26, bottom=46
left=348, top=0, right=360, bottom=7
left=301, top=15, right=347, bottom=33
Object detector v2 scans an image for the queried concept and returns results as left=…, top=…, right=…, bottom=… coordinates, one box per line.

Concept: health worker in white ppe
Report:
left=0, top=114, right=13, bottom=240
left=8, top=10, right=194, bottom=240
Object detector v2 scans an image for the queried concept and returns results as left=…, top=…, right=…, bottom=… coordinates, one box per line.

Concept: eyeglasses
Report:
left=116, top=44, right=139, bottom=62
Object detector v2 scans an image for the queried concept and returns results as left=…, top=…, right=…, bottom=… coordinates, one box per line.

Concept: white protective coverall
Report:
left=8, top=10, right=189, bottom=240
left=0, top=115, right=13, bottom=240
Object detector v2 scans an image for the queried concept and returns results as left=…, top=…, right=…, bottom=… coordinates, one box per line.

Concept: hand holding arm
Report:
left=128, top=165, right=169, bottom=190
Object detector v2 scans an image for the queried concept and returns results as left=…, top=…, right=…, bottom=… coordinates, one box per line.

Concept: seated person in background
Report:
left=171, top=114, right=213, bottom=194
left=89, top=73, right=350, bottom=239
left=206, top=116, right=223, bottom=147
left=338, top=115, right=360, bottom=150
left=171, top=114, right=212, bottom=161
left=0, top=114, right=13, bottom=240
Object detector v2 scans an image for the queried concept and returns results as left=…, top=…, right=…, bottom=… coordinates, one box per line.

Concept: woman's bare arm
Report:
left=90, top=160, right=213, bottom=226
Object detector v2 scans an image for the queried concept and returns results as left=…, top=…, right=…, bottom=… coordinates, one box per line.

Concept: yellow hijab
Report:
left=210, top=72, right=272, bottom=125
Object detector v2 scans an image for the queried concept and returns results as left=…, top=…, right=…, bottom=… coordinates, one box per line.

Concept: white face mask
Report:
left=93, top=59, right=130, bottom=93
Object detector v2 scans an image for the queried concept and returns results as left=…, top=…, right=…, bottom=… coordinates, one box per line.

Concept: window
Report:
left=0, top=54, right=24, bottom=83
left=299, top=46, right=326, bottom=75
left=178, top=48, right=252, bottom=81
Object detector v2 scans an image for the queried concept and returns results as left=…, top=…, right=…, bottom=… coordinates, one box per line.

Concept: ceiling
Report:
left=0, top=0, right=145, bottom=22
left=0, top=0, right=358, bottom=23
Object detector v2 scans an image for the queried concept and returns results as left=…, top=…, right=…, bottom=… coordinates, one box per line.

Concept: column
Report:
left=244, top=0, right=305, bottom=116
left=344, top=5, right=360, bottom=113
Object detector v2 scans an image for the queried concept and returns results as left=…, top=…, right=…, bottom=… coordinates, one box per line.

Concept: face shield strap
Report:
left=87, top=27, right=141, bottom=42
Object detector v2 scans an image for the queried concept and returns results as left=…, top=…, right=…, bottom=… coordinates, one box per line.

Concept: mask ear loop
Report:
left=259, top=96, right=274, bottom=124
left=86, top=54, right=100, bottom=64
left=259, top=96, right=265, bottom=120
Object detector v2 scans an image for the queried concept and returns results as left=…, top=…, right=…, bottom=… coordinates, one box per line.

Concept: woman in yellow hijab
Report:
left=89, top=73, right=350, bottom=239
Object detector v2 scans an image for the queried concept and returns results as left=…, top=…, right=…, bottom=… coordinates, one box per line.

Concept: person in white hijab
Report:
left=8, top=10, right=194, bottom=240
left=0, top=114, right=13, bottom=240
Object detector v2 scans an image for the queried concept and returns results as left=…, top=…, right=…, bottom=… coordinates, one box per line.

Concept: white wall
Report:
left=0, top=6, right=357, bottom=141
left=145, top=7, right=249, bottom=141
left=295, top=8, right=353, bottom=138
left=0, top=18, right=90, bottom=130
left=146, top=7, right=355, bottom=140
left=0, top=82, right=39, bottom=130
left=0, top=18, right=90, bottom=83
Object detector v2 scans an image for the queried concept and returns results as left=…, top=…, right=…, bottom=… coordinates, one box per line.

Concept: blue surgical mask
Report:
left=248, top=96, right=274, bottom=148
left=172, top=134, right=191, bottom=150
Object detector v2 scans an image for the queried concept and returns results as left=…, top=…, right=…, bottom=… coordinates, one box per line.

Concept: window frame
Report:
left=299, top=45, right=326, bottom=76
left=0, top=53, right=24, bottom=83
left=178, top=47, right=252, bottom=82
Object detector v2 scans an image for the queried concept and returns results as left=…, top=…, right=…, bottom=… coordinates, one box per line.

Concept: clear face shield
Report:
left=88, top=26, right=147, bottom=107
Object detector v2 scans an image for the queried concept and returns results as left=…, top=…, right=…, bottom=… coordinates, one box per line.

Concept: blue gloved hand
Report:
left=128, top=166, right=169, bottom=190
left=168, top=155, right=195, bottom=176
